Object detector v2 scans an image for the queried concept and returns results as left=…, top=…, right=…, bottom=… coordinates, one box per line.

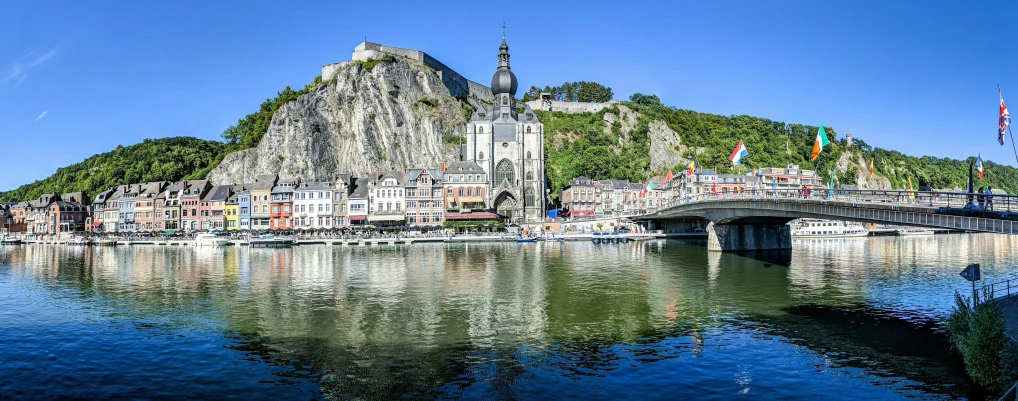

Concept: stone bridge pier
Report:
left=706, top=221, right=792, bottom=252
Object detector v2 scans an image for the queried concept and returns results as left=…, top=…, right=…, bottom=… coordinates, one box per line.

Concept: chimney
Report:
left=440, top=162, right=449, bottom=172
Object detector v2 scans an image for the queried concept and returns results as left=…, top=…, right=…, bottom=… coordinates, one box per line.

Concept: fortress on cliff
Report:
left=322, top=41, right=615, bottom=114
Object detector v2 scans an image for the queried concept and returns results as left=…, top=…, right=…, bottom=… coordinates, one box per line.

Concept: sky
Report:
left=2, top=0, right=1016, bottom=190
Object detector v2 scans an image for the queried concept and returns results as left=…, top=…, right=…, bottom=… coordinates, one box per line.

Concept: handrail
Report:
left=981, top=276, right=1018, bottom=303
left=1000, top=381, right=1018, bottom=401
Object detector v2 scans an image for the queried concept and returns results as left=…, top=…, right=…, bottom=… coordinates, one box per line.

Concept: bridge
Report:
left=633, top=189, right=1018, bottom=252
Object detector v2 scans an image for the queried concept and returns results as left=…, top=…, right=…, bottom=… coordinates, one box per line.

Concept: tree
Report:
left=629, top=93, right=662, bottom=107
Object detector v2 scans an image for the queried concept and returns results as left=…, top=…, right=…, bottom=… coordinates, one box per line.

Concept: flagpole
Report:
left=1001, top=85, right=1018, bottom=164
left=1008, top=125, right=1018, bottom=165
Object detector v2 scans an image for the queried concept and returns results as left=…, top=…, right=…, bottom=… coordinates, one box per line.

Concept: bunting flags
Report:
left=977, top=154, right=984, bottom=179
left=729, top=140, right=749, bottom=165
left=810, top=123, right=830, bottom=161
left=1001, top=86, right=1011, bottom=146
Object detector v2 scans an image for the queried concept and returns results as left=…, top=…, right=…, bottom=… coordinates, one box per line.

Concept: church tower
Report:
left=463, top=36, right=545, bottom=223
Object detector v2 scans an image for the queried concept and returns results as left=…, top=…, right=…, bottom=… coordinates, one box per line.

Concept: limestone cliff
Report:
left=207, top=57, right=466, bottom=184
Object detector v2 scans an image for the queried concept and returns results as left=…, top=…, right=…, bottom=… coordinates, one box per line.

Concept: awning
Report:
left=92, top=221, right=102, bottom=227
left=445, top=212, right=499, bottom=221
left=457, top=197, right=485, bottom=203
left=369, top=214, right=404, bottom=222
left=349, top=215, right=366, bottom=222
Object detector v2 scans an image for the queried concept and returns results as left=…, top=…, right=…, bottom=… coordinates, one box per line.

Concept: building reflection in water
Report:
left=3, top=234, right=1018, bottom=398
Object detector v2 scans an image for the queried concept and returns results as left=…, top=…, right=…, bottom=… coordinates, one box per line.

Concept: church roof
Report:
left=446, top=161, right=485, bottom=174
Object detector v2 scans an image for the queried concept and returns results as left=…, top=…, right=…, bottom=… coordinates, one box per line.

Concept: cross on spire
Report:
left=501, top=21, right=508, bottom=38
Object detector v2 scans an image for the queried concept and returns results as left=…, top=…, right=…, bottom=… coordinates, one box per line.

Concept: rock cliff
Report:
left=207, top=57, right=467, bottom=184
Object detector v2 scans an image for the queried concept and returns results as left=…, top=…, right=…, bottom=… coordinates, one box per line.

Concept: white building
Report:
left=348, top=178, right=370, bottom=227
left=462, top=37, right=546, bottom=222
left=293, top=181, right=336, bottom=229
left=368, top=171, right=405, bottom=227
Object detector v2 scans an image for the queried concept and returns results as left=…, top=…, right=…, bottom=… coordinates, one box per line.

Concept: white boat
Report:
left=249, top=235, right=294, bottom=247
left=193, top=233, right=228, bottom=247
left=790, top=219, right=869, bottom=239
left=896, top=227, right=934, bottom=236
left=0, top=237, right=23, bottom=245
left=67, top=237, right=92, bottom=246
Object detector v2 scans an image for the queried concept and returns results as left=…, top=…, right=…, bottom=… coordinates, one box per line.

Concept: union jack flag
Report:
left=1001, top=87, right=1011, bottom=146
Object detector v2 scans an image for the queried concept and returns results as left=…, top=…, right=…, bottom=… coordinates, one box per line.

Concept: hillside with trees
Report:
left=0, top=137, right=226, bottom=202
left=539, top=92, right=1018, bottom=200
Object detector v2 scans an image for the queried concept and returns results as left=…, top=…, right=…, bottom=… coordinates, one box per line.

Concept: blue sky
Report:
left=1, top=1, right=1015, bottom=190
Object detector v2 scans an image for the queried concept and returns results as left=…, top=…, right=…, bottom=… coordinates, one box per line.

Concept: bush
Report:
left=945, top=292, right=1018, bottom=391
left=443, top=133, right=466, bottom=146
left=356, top=54, right=395, bottom=71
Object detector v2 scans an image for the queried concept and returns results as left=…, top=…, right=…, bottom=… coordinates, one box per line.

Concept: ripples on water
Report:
left=1, top=234, right=1017, bottom=399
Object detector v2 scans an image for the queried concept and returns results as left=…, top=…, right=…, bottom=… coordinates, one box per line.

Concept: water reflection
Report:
left=2, top=235, right=1018, bottom=399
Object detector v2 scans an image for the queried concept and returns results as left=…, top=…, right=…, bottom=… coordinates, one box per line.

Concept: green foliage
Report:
left=629, top=93, right=663, bottom=108
left=442, top=220, right=503, bottom=228
left=0, top=137, right=226, bottom=202
left=523, top=81, right=613, bottom=103
left=221, top=76, right=324, bottom=149
left=945, top=293, right=1018, bottom=391
left=443, top=132, right=466, bottom=146
left=355, top=54, right=395, bottom=71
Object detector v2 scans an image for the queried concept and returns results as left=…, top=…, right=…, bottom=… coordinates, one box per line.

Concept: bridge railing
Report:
left=646, top=189, right=1018, bottom=215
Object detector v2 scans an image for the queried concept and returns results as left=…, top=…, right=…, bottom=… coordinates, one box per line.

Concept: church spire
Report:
left=498, top=22, right=510, bottom=70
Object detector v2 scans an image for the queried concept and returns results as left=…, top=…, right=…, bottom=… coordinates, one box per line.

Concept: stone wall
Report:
left=524, top=99, right=616, bottom=114
left=322, top=42, right=494, bottom=102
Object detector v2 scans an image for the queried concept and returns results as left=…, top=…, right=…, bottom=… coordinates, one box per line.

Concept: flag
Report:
left=687, top=160, right=696, bottom=176
left=869, top=159, right=874, bottom=178
left=729, top=140, right=749, bottom=165
left=908, top=177, right=915, bottom=200
left=647, top=181, right=655, bottom=191
left=1001, top=86, right=1011, bottom=146
left=810, top=122, right=830, bottom=161
left=663, top=171, right=674, bottom=185
left=977, top=154, right=984, bottom=179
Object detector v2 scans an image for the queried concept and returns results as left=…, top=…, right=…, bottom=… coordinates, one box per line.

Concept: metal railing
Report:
left=644, top=189, right=1018, bottom=217
left=1001, top=381, right=1018, bottom=401
left=981, top=277, right=1018, bottom=302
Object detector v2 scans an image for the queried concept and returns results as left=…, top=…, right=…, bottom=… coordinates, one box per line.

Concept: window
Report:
left=527, top=151, right=532, bottom=159
left=525, top=187, right=536, bottom=207
left=526, top=171, right=534, bottom=180
left=272, top=206, right=279, bottom=213
left=478, top=126, right=484, bottom=134
left=407, top=188, right=416, bottom=197
left=283, top=206, right=291, bottom=213
left=478, top=151, right=484, bottom=160
left=526, top=126, right=531, bottom=133
left=495, top=159, right=515, bottom=185
left=448, top=188, right=454, bottom=195
left=502, top=95, right=508, bottom=105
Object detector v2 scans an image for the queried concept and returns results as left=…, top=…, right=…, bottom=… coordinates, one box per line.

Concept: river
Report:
left=2, top=234, right=1017, bottom=399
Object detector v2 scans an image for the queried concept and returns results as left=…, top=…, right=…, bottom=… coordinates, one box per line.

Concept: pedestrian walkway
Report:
left=997, top=297, right=1018, bottom=341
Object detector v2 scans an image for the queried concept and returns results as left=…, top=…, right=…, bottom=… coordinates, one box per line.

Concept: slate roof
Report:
left=202, top=185, right=233, bottom=202
left=296, top=181, right=336, bottom=191
left=349, top=177, right=370, bottom=199
left=404, top=169, right=443, bottom=187
left=251, top=175, right=277, bottom=191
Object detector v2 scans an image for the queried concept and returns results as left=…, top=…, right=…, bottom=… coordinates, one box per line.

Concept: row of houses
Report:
left=559, top=164, right=824, bottom=217
left=1, top=161, right=503, bottom=236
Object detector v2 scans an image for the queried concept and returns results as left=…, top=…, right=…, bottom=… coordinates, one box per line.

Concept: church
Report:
left=463, top=37, right=546, bottom=222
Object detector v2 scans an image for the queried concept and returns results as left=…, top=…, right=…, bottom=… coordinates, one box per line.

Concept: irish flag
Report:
left=729, top=140, right=749, bottom=166
left=810, top=123, right=830, bottom=161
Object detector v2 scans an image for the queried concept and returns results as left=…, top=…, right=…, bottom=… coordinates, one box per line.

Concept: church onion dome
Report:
left=491, top=69, right=518, bottom=96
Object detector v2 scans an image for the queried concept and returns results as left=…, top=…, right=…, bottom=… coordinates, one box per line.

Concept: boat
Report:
left=249, top=235, right=294, bottom=247
left=67, top=237, right=92, bottom=246
left=609, top=231, right=621, bottom=243
left=95, top=238, right=118, bottom=246
left=896, top=227, right=934, bottom=236
left=0, top=237, right=23, bottom=245
left=516, top=237, right=537, bottom=243
left=591, top=232, right=602, bottom=244
left=193, top=233, right=229, bottom=247
left=790, top=219, right=869, bottom=239
left=544, top=236, right=565, bottom=242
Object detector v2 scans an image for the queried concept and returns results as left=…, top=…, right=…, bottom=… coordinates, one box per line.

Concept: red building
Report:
left=269, top=178, right=297, bottom=230
left=49, top=201, right=89, bottom=235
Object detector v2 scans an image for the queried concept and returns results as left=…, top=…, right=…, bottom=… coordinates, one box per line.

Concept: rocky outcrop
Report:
left=838, top=151, right=891, bottom=189
left=207, top=58, right=467, bottom=184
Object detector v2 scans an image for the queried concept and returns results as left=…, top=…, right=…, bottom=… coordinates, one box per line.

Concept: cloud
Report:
left=1, top=47, right=59, bottom=92
left=35, top=111, right=47, bottom=121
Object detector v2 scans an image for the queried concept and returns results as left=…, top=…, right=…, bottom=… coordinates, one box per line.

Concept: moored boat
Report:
left=790, top=219, right=869, bottom=239
left=896, top=227, right=934, bottom=236
left=249, top=235, right=294, bottom=247
left=0, top=237, right=23, bottom=245
left=193, top=233, right=228, bottom=247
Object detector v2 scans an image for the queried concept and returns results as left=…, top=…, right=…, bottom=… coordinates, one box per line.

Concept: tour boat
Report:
left=67, top=237, right=92, bottom=246
left=896, top=227, right=934, bottom=236
left=249, top=235, right=294, bottom=247
left=790, top=219, right=869, bottom=239
left=193, top=233, right=228, bottom=247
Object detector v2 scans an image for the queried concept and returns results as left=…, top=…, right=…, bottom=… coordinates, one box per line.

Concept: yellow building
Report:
left=225, top=196, right=240, bottom=231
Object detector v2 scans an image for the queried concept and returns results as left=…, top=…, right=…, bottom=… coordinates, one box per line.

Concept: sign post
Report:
left=960, top=263, right=981, bottom=307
